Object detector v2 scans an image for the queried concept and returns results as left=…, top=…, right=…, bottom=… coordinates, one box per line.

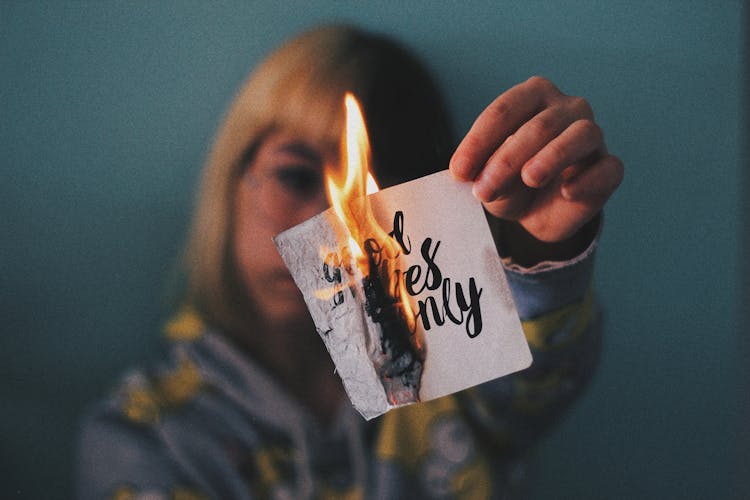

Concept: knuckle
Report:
left=569, top=95, right=594, bottom=117
left=527, top=75, right=562, bottom=99
left=575, top=118, right=601, bottom=140
left=527, top=75, right=553, bottom=91
left=485, top=97, right=512, bottom=123
left=528, top=112, right=559, bottom=139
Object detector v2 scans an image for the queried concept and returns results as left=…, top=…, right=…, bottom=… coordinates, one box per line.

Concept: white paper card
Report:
left=274, top=170, right=531, bottom=419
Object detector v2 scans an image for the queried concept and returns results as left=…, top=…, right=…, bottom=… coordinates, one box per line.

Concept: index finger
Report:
left=450, top=76, right=557, bottom=181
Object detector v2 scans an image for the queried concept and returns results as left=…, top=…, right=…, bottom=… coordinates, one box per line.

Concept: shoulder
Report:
left=77, top=399, right=189, bottom=499
left=76, top=316, right=213, bottom=499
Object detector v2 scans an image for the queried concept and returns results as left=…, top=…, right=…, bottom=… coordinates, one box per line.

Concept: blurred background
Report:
left=2, top=1, right=746, bottom=498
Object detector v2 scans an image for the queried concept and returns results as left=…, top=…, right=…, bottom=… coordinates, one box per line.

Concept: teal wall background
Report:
left=2, top=1, right=745, bottom=498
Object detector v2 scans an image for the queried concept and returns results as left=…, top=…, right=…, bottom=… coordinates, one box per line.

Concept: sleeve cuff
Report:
left=501, top=221, right=600, bottom=320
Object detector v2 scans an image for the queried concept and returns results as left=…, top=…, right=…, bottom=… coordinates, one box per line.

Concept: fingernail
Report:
left=472, top=180, right=494, bottom=202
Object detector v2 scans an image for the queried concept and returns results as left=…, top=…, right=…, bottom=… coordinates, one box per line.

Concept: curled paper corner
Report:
left=273, top=211, right=398, bottom=419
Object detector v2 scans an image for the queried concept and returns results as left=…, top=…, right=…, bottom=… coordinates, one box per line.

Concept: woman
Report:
left=78, top=25, right=622, bottom=499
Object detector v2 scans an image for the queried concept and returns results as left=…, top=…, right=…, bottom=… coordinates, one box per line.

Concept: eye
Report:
left=274, top=165, right=322, bottom=198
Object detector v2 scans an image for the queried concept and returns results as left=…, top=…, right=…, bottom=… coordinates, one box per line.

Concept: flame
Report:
left=324, top=92, right=415, bottom=332
left=325, top=93, right=383, bottom=268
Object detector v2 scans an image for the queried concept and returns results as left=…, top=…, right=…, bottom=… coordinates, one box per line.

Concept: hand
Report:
left=450, top=76, right=623, bottom=254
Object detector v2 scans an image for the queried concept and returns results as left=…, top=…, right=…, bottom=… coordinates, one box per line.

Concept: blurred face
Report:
left=233, top=131, right=332, bottom=326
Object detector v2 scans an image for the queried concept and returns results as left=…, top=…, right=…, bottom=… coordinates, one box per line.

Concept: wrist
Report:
left=490, top=213, right=601, bottom=268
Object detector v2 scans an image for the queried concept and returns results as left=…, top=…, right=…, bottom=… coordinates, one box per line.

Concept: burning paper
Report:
left=273, top=94, right=531, bottom=419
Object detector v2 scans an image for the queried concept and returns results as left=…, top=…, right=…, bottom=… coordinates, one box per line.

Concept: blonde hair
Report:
left=183, top=24, right=452, bottom=335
